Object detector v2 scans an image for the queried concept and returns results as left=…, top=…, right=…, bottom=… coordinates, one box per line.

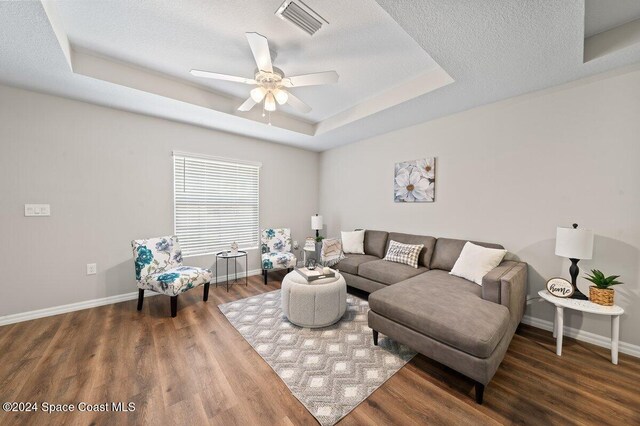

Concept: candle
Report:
left=323, top=267, right=330, bottom=275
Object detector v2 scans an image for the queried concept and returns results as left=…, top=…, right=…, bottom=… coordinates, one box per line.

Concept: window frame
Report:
left=172, top=151, right=261, bottom=258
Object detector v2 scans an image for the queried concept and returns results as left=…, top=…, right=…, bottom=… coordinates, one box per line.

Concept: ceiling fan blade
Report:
left=246, top=32, right=273, bottom=73
left=284, top=91, right=312, bottom=113
left=190, top=69, right=256, bottom=84
left=282, top=71, right=339, bottom=88
left=237, top=97, right=257, bottom=112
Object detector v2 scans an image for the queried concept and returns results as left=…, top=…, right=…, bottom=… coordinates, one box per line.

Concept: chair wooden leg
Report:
left=263, top=269, right=268, bottom=285
left=170, top=296, right=178, bottom=318
left=475, top=382, right=485, bottom=404
left=372, top=329, right=379, bottom=346
left=137, top=289, right=144, bottom=311
left=203, top=282, right=210, bottom=302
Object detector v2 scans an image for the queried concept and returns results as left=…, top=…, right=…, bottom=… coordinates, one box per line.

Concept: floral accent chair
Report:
left=261, top=228, right=297, bottom=284
left=131, top=236, right=212, bottom=317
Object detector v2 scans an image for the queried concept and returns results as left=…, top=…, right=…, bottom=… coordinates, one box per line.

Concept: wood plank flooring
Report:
left=1, top=272, right=639, bottom=425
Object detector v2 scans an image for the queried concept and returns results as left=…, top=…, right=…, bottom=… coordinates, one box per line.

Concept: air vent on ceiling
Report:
left=275, top=0, right=328, bottom=36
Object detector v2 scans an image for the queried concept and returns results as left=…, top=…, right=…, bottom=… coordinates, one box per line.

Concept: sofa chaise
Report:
left=333, top=230, right=527, bottom=404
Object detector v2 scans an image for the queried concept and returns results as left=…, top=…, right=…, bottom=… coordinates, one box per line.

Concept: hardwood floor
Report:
left=1, top=272, right=639, bottom=425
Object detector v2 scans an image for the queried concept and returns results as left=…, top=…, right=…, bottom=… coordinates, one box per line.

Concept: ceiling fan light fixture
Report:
left=273, top=88, right=289, bottom=105
left=264, top=92, right=276, bottom=111
left=250, top=86, right=267, bottom=102
left=191, top=32, right=335, bottom=116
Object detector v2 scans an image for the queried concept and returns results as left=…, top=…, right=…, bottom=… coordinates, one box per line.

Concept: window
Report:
left=173, top=151, right=260, bottom=257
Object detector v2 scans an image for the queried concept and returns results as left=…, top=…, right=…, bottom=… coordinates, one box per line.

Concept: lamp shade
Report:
left=311, top=215, right=323, bottom=230
left=250, top=86, right=267, bottom=102
left=273, top=88, right=289, bottom=105
left=555, top=226, right=593, bottom=259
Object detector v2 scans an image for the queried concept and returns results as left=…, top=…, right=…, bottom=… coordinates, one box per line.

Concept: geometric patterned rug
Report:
left=218, top=290, right=416, bottom=426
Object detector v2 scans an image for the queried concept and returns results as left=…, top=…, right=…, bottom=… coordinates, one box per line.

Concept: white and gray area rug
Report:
left=219, top=290, right=416, bottom=426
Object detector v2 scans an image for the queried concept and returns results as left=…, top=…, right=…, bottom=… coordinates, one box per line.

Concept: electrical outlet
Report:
left=87, top=263, right=97, bottom=275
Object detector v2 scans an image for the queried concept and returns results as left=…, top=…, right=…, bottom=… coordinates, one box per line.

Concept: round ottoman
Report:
left=281, top=270, right=347, bottom=328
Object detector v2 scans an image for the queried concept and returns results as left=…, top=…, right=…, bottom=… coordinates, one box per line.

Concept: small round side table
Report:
left=215, top=250, right=248, bottom=292
left=538, top=290, right=624, bottom=364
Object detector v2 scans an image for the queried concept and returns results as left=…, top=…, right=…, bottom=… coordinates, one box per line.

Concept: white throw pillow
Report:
left=450, top=242, right=507, bottom=285
left=341, top=230, right=365, bottom=254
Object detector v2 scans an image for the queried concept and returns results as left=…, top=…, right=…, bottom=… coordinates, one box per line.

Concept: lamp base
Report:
left=570, top=289, right=588, bottom=300
left=568, top=257, right=588, bottom=300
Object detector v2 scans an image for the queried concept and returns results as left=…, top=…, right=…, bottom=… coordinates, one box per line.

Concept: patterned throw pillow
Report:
left=383, top=240, right=424, bottom=268
left=321, top=238, right=346, bottom=267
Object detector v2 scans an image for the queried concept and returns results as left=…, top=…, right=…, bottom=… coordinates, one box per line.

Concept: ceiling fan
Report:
left=190, top=32, right=338, bottom=117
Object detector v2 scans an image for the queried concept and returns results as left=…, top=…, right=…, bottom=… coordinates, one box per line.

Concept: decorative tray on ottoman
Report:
left=294, top=267, right=336, bottom=282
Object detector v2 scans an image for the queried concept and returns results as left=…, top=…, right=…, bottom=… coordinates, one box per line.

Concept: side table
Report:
left=538, top=290, right=624, bottom=364
left=215, top=250, right=248, bottom=292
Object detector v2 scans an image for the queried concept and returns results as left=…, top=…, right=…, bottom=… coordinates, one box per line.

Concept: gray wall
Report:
left=0, top=84, right=319, bottom=316
left=319, top=68, right=640, bottom=346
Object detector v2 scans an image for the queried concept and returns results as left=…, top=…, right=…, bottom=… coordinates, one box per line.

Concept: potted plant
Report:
left=584, top=269, right=623, bottom=306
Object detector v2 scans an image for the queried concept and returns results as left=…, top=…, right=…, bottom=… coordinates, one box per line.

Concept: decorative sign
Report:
left=304, top=237, right=316, bottom=250
left=546, top=277, right=574, bottom=298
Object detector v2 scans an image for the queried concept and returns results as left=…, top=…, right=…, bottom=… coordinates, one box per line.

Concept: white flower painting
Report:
left=394, top=158, right=435, bottom=203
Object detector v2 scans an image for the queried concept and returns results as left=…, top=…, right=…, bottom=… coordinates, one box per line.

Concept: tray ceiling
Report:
left=1, top=1, right=640, bottom=151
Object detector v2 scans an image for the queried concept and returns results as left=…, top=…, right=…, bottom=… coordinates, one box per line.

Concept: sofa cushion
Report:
left=431, top=238, right=504, bottom=272
left=406, top=269, right=483, bottom=296
left=358, top=259, right=428, bottom=285
left=364, top=230, right=389, bottom=258
left=333, top=254, right=379, bottom=275
left=384, top=232, right=436, bottom=268
left=368, top=270, right=510, bottom=358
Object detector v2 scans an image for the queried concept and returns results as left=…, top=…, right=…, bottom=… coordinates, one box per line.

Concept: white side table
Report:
left=538, top=290, right=624, bottom=364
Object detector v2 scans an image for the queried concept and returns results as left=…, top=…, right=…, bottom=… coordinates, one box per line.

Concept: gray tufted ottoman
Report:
left=281, top=270, right=347, bottom=328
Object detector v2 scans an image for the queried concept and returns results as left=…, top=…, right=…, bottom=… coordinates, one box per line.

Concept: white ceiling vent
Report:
left=275, top=0, right=328, bottom=36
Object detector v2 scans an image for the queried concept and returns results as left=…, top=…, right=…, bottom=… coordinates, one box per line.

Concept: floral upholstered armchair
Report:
left=261, top=228, right=297, bottom=284
left=131, top=236, right=212, bottom=317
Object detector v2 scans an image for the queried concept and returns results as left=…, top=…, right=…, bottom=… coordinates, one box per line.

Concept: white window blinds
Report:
left=173, top=152, right=260, bottom=257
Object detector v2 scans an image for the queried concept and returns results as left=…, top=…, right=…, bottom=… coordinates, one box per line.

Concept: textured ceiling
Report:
left=53, top=0, right=437, bottom=122
left=1, top=1, right=640, bottom=152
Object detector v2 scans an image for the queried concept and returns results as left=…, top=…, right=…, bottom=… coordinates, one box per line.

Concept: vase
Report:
left=589, top=286, right=614, bottom=306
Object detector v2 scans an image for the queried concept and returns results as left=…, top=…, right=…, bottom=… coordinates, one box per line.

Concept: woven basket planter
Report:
left=589, top=286, right=614, bottom=306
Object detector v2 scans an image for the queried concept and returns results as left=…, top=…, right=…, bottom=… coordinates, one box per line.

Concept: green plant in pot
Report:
left=584, top=269, right=623, bottom=306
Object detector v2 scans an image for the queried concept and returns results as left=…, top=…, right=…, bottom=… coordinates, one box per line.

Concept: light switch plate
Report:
left=25, top=204, right=51, bottom=216
left=87, top=263, right=97, bottom=275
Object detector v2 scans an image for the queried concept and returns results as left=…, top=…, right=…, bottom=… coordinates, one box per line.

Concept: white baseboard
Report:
left=521, top=315, right=640, bottom=359
left=0, top=269, right=262, bottom=327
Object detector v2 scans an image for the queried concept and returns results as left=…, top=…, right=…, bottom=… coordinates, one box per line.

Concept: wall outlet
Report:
left=87, top=263, right=97, bottom=275
left=25, top=204, right=51, bottom=216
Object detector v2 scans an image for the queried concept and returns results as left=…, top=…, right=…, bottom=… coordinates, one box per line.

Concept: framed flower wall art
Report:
left=394, top=158, right=435, bottom=203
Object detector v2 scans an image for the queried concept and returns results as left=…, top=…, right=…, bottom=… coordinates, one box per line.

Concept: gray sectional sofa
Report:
left=334, top=230, right=527, bottom=404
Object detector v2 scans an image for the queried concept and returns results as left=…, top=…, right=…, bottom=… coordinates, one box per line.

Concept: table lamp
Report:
left=311, top=214, right=323, bottom=238
left=555, top=223, right=594, bottom=300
